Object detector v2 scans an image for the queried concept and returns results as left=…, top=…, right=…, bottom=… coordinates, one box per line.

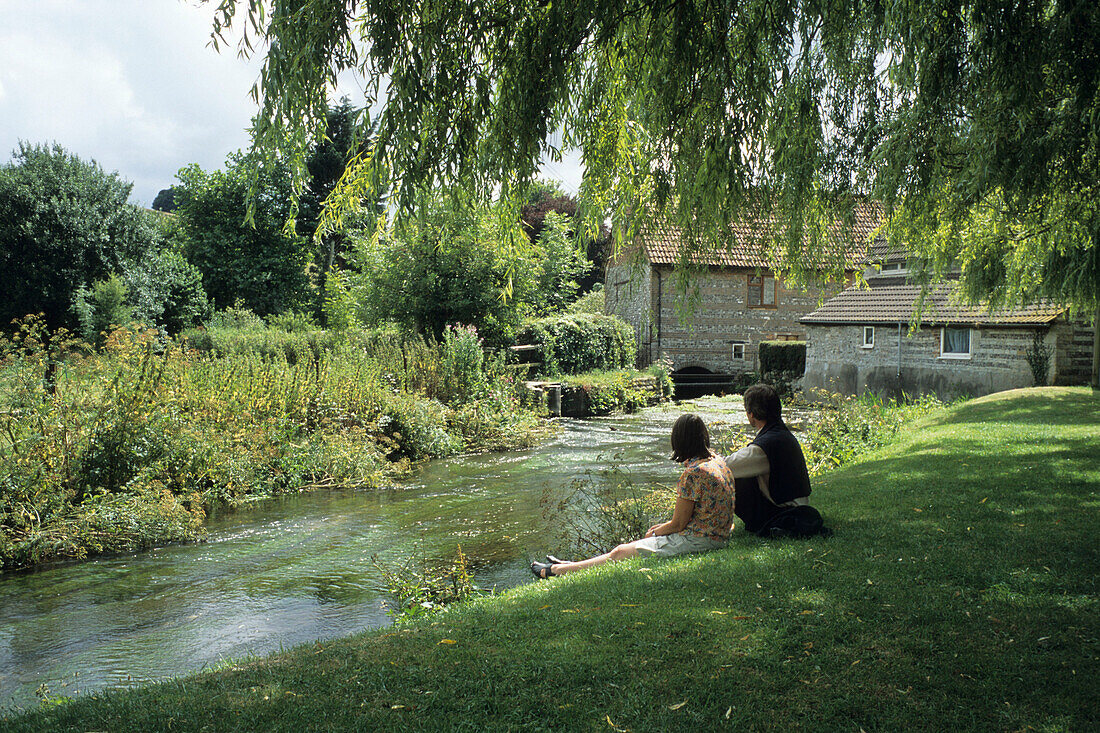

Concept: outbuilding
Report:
left=800, top=244, right=1094, bottom=398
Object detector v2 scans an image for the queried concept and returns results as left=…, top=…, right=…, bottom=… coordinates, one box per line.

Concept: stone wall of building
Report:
left=613, top=265, right=842, bottom=372
left=605, top=261, right=653, bottom=367
left=1053, top=319, right=1095, bottom=385
left=803, top=321, right=1092, bottom=398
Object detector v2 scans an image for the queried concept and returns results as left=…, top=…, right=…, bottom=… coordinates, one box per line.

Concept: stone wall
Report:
left=803, top=320, right=1093, bottom=398
left=605, top=261, right=652, bottom=367
left=608, top=263, right=844, bottom=372
left=1053, top=319, right=1095, bottom=385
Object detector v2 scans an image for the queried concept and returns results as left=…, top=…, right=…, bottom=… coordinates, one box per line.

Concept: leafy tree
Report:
left=531, top=212, right=591, bottom=316
left=354, top=193, right=538, bottom=346
left=519, top=180, right=611, bottom=295
left=175, top=153, right=312, bottom=316
left=297, top=99, right=383, bottom=322
left=151, top=186, right=181, bottom=212
left=0, top=142, right=155, bottom=328
left=212, top=0, right=1099, bottom=314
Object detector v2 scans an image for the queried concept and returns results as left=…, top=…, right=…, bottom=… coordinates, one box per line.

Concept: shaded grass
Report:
left=5, top=387, right=1098, bottom=731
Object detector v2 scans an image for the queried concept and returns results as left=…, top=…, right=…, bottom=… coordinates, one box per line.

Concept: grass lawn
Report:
left=5, top=387, right=1098, bottom=731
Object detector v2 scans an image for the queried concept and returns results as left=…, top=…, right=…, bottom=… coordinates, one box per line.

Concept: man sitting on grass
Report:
left=726, top=383, right=827, bottom=537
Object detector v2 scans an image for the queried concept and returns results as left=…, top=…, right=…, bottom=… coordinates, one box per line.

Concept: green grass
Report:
left=6, top=387, right=1098, bottom=731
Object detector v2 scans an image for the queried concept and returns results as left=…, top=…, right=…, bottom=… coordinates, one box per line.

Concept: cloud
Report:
left=0, top=1, right=585, bottom=207
left=0, top=1, right=260, bottom=206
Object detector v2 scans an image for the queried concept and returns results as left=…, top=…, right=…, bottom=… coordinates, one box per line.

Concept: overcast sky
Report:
left=0, top=0, right=582, bottom=208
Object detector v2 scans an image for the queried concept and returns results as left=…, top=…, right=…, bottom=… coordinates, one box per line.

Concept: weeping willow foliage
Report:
left=205, top=0, right=1099, bottom=310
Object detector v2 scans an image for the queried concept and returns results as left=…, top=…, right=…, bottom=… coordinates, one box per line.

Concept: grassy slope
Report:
left=7, top=387, right=1098, bottom=731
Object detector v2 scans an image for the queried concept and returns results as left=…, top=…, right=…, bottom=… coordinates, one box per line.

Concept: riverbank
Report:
left=7, top=387, right=1097, bottom=729
left=0, top=322, right=551, bottom=572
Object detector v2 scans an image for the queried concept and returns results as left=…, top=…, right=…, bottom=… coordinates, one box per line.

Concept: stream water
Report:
left=0, top=401, right=766, bottom=712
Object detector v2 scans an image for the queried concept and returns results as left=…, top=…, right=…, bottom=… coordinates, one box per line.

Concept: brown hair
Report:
left=670, top=413, right=712, bottom=463
left=743, top=383, right=782, bottom=424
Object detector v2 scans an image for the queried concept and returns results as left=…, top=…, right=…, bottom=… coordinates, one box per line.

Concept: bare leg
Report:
left=546, top=539, right=646, bottom=576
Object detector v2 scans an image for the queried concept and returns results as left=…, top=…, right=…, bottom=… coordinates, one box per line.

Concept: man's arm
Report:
left=725, top=444, right=770, bottom=478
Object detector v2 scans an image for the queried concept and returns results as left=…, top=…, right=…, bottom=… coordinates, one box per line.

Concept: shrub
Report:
left=73, top=274, right=134, bottom=347
left=439, top=324, right=490, bottom=405
left=266, top=310, right=319, bottom=332
left=759, top=340, right=806, bottom=376
left=378, top=393, right=460, bottom=461
left=1025, top=330, right=1054, bottom=386
left=802, top=390, right=945, bottom=473
left=565, top=284, right=604, bottom=315
left=517, top=313, right=636, bottom=375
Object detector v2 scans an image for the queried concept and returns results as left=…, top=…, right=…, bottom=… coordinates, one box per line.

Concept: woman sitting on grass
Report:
left=531, top=413, right=734, bottom=579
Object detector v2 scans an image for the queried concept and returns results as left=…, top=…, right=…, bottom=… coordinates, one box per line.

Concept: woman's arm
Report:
left=645, top=497, right=696, bottom=537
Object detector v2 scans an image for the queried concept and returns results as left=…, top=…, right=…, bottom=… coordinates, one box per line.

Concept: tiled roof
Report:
left=864, top=237, right=906, bottom=264
left=801, top=281, right=1064, bottom=326
left=640, top=201, right=882, bottom=271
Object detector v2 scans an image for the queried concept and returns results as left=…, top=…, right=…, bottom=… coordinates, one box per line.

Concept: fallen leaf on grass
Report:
left=605, top=714, right=627, bottom=731
left=711, top=611, right=727, bottom=615
left=732, top=615, right=752, bottom=620
left=539, top=605, right=550, bottom=610
left=799, top=610, right=814, bottom=615
left=851, top=659, right=861, bottom=666
left=725, top=706, right=732, bottom=719
left=620, top=603, right=640, bottom=607
left=438, top=639, right=456, bottom=645
left=980, top=497, right=988, bottom=504
left=740, top=634, right=750, bottom=641
left=668, top=701, right=687, bottom=710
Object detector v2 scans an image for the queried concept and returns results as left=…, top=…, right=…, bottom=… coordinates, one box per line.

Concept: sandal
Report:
left=530, top=561, right=556, bottom=579
left=546, top=554, right=570, bottom=565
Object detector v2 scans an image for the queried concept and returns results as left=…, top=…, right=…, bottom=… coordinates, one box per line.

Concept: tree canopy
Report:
left=175, top=153, right=312, bottom=316
left=0, top=142, right=156, bottom=328
left=209, top=0, right=1099, bottom=311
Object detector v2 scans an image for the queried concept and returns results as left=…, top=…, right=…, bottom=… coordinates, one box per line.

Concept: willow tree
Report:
left=207, top=0, right=1099, bottom=379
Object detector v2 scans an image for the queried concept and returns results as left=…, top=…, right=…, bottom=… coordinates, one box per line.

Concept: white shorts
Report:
left=633, top=532, right=727, bottom=558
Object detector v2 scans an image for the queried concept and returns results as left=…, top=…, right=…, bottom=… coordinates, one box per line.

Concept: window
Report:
left=880, top=261, right=905, bottom=272
left=863, top=326, right=874, bottom=349
left=941, top=327, right=972, bottom=358
left=732, top=342, right=745, bottom=360
left=747, top=274, right=776, bottom=307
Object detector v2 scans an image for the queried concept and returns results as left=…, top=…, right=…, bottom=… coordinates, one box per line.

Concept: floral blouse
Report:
left=677, top=454, right=735, bottom=541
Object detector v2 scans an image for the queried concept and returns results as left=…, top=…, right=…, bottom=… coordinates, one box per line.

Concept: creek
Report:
left=0, top=400, right=774, bottom=712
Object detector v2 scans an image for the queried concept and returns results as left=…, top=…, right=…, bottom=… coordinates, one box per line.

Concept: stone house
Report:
left=800, top=243, right=1095, bottom=398
left=604, top=205, right=881, bottom=377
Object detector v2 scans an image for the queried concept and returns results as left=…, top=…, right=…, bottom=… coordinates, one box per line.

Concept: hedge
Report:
left=516, top=313, right=636, bottom=376
left=759, top=340, right=806, bottom=376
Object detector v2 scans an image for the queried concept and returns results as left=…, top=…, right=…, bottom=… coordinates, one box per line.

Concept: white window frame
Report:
left=862, top=326, right=875, bottom=349
left=879, top=261, right=907, bottom=274
left=731, top=342, right=746, bottom=360
left=940, top=327, right=973, bottom=359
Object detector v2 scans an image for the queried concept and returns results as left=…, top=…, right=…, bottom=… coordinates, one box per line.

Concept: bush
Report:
left=517, top=313, right=636, bottom=375
left=759, top=340, right=806, bottom=376
left=1025, top=331, right=1054, bottom=386
left=439, top=324, right=490, bottom=405
left=73, top=275, right=133, bottom=347
left=119, top=248, right=211, bottom=335
left=377, top=393, right=460, bottom=460
left=565, top=284, right=604, bottom=315
left=802, top=391, right=945, bottom=473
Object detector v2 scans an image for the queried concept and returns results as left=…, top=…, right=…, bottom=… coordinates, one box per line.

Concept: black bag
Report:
left=756, top=505, right=832, bottom=539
